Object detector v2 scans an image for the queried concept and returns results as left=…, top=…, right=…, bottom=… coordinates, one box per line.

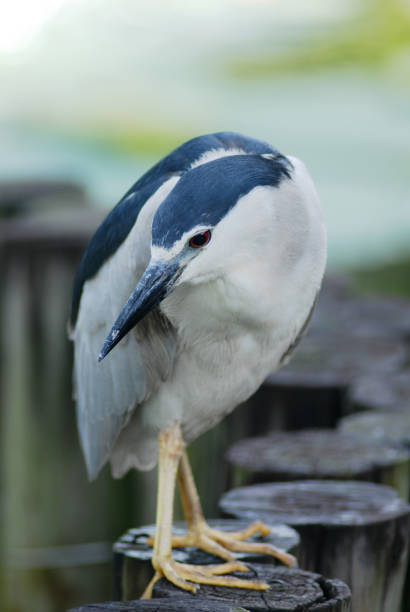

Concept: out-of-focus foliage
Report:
left=228, top=0, right=410, bottom=78
left=83, top=126, right=191, bottom=156
left=352, top=257, right=410, bottom=297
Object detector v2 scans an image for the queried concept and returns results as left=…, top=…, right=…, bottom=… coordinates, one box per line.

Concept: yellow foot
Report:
left=140, top=558, right=269, bottom=599
left=147, top=520, right=296, bottom=568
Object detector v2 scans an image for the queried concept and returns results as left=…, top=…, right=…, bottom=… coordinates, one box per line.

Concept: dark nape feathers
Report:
left=152, top=154, right=292, bottom=248
left=70, top=131, right=283, bottom=326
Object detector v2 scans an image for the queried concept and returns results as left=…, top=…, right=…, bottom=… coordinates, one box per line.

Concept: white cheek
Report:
left=177, top=249, right=214, bottom=285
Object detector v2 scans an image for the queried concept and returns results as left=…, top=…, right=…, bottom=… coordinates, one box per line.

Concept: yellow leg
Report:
left=174, top=449, right=296, bottom=568
left=141, top=422, right=184, bottom=598
left=141, top=424, right=269, bottom=599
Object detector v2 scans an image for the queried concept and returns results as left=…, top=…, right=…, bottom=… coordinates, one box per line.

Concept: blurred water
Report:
left=1, top=65, right=410, bottom=270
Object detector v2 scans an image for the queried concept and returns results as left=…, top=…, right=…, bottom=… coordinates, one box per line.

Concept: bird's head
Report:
left=99, top=153, right=294, bottom=361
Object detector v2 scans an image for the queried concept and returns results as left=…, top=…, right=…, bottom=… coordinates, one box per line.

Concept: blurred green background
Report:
left=0, top=0, right=409, bottom=611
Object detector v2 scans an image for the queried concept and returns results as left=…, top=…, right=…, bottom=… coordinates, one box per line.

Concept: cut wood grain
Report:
left=220, top=481, right=410, bottom=612
left=67, top=597, right=249, bottom=611
left=153, top=563, right=351, bottom=611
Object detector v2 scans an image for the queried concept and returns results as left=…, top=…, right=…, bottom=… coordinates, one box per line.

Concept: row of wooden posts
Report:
left=1, top=184, right=409, bottom=612
left=104, top=409, right=410, bottom=608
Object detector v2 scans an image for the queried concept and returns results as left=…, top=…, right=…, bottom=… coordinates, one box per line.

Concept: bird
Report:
left=69, top=131, right=327, bottom=597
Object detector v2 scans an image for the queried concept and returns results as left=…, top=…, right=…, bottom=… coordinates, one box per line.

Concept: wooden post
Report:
left=220, top=481, right=410, bottom=612
left=340, top=411, right=410, bottom=449
left=261, top=334, right=407, bottom=431
left=67, top=598, right=251, bottom=611
left=0, top=179, right=86, bottom=218
left=0, top=211, right=136, bottom=612
left=339, top=410, right=410, bottom=612
left=152, top=563, right=352, bottom=611
left=226, top=429, right=410, bottom=501
left=112, top=519, right=299, bottom=601
left=347, top=371, right=410, bottom=413
left=305, top=275, right=410, bottom=341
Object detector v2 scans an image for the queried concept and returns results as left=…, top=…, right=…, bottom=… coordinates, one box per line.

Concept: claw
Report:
left=147, top=520, right=296, bottom=568
left=213, top=535, right=297, bottom=568
left=143, top=558, right=269, bottom=597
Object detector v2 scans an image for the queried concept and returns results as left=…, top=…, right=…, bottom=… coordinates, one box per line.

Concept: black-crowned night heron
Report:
left=69, top=132, right=326, bottom=597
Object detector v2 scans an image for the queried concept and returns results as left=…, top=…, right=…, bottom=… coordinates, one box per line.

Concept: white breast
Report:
left=141, top=156, right=327, bottom=441
left=110, top=155, right=326, bottom=475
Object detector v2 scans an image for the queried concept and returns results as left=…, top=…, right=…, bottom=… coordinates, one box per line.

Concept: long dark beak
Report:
left=98, top=259, right=182, bottom=361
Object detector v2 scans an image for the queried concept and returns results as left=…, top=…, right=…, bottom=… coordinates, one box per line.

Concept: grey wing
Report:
left=72, top=257, right=177, bottom=480
left=279, top=291, right=319, bottom=366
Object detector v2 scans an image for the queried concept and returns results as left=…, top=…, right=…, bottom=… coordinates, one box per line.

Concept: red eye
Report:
left=188, top=230, right=212, bottom=249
